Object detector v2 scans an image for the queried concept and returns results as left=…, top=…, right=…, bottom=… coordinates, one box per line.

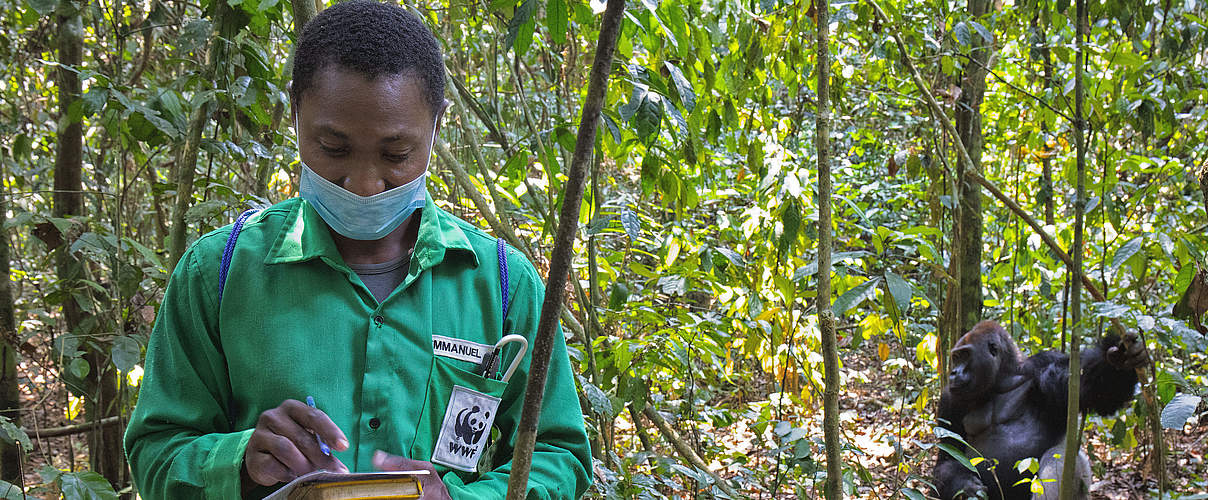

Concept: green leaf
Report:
left=633, top=93, right=663, bottom=145
left=608, top=281, right=629, bottom=309
left=138, top=107, right=179, bottom=138
left=111, top=336, right=141, bottom=373
left=502, top=150, right=528, bottom=179
left=123, top=237, right=164, bottom=269
left=69, top=358, right=90, bottom=379
left=831, top=278, right=879, bottom=315
left=581, top=380, right=613, bottom=416
left=585, top=214, right=612, bottom=235
left=0, top=480, right=24, bottom=500
left=546, top=0, right=567, bottom=45
left=0, top=416, right=32, bottom=453
left=600, top=111, right=622, bottom=143
left=935, top=442, right=978, bottom=473
left=26, top=0, right=56, bottom=15
left=178, top=18, right=212, bottom=54
left=38, top=465, right=61, bottom=485
left=1110, top=237, right=1144, bottom=274
left=792, top=262, right=817, bottom=282
left=952, top=21, right=971, bottom=48
left=1161, top=394, right=1202, bottom=429
left=884, top=271, right=912, bottom=317
left=58, top=470, right=118, bottom=500
left=619, top=208, right=640, bottom=240
left=664, top=62, right=695, bottom=112
left=11, top=134, right=31, bottom=161
left=967, top=20, right=992, bottom=45
left=639, top=154, right=658, bottom=194
left=81, top=87, right=109, bottom=117
left=618, top=85, right=644, bottom=121
left=504, top=0, right=537, bottom=56
left=715, top=248, right=745, bottom=268
left=184, top=200, right=227, bottom=225
left=777, top=199, right=801, bottom=259
left=1174, top=265, right=1195, bottom=298
left=1094, top=301, right=1131, bottom=318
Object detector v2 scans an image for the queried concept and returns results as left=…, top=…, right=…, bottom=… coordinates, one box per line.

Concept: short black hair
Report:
left=292, top=0, right=445, bottom=116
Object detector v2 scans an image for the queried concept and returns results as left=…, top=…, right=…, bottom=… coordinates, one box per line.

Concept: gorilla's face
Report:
left=948, top=341, right=997, bottom=397
left=947, top=322, right=1016, bottom=398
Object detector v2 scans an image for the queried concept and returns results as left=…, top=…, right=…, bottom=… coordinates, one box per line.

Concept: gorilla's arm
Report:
left=1080, top=333, right=1141, bottom=415
left=1031, top=333, right=1142, bottom=418
left=932, top=394, right=985, bottom=499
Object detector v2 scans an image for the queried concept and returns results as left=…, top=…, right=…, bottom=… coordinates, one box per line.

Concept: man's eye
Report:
left=384, top=153, right=409, bottom=163
left=318, top=144, right=347, bottom=155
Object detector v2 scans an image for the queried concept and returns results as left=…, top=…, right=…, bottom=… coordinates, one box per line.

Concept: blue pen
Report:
left=305, top=396, right=332, bottom=456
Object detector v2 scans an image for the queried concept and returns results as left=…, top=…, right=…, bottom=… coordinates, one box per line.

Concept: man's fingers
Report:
left=265, top=409, right=338, bottom=469
left=246, top=450, right=296, bottom=486
left=371, top=452, right=450, bottom=500
left=329, top=455, right=350, bottom=474
left=285, top=399, right=350, bottom=451
left=261, top=432, right=314, bottom=478
left=372, top=449, right=412, bottom=471
left=372, top=450, right=436, bottom=473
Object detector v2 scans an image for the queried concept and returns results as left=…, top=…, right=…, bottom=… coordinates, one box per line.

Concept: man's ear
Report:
left=434, top=98, right=452, bottom=135
left=287, top=80, right=297, bottom=125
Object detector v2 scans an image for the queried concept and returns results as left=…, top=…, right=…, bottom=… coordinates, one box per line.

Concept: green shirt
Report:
left=124, top=196, right=592, bottom=499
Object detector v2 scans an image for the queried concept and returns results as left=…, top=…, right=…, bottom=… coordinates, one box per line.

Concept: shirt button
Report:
left=368, top=417, right=381, bottom=430
left=373, top=315, right=384, bottom=326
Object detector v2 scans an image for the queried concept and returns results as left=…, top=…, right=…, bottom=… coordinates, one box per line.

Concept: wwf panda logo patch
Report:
left=431, top=385, right=501, bottom=472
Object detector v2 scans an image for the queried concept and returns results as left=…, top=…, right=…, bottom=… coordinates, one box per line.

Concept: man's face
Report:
left=293, top=67, right=438, bottom=197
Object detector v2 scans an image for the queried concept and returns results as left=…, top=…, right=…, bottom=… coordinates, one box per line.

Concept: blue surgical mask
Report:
left=297, top=119, right=437, bottom=241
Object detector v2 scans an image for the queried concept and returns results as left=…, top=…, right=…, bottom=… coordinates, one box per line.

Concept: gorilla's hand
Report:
left=1107, top=331, right=1149, bottom=370
left=950, top=477, right=987, bottom=500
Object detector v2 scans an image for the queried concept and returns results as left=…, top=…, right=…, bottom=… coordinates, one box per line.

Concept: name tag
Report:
left=431, top=335, right=491, bottom=363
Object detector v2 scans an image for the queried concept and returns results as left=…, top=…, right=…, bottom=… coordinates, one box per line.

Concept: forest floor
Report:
left=12, top=337, right=1208, bottom=498
left=836, top=339, right=1208, bottom=499
left=692, top=338, right=1208, bottom=499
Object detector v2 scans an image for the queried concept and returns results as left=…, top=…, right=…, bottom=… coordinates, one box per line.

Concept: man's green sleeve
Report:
left=443, top=253, right=593, bottom=499
left=124, top=238, right=252, bottom=500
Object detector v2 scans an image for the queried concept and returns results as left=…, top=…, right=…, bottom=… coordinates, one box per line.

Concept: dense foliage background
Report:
left=0, top=0, right=1205, bottom=497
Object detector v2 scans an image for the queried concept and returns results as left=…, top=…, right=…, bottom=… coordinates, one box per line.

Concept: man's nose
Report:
left=340, top=170, right=386, bottom=198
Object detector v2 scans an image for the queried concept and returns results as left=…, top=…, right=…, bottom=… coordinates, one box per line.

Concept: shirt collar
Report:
left=265, top=194, right=479, bottom=270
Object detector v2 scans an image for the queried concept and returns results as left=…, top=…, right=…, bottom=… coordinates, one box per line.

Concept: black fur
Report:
left=933, top=321, right=1141, bottom=500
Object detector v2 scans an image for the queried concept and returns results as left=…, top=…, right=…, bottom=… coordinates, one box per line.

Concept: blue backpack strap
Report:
left=218, top=208, right=261, bottom=304
left=218, top=208, right=259, bottom=431
left=497, top=237, right=510, bottom=328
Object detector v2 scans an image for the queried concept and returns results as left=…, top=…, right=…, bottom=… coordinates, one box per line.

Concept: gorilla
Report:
left=932, top=320, right=1148, bottom=500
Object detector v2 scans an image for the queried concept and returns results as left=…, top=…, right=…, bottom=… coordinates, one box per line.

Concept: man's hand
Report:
left=372, top=450, right=452, bottom=500
left=244, top=399, right=350, bottom=486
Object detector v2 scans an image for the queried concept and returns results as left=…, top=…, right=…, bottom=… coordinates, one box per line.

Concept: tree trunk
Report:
left=291, top=0, right=319, bottom=32
left=816, top=1, right=841, bottom=498
left=55, top=0, right=124, bottom=486
left=503, top=0, right=624, bottom=496
left=167, top=0, right=230, bottom=270
left=0, top=144, right=19, bottom=483
left=955, top=0, right=992, bottom=333
left=1199, top=161, right=1208, bottom=207
left=1034, top=6, right=1056, bottom=226
left=1059, top=1, right=1087, bottom=497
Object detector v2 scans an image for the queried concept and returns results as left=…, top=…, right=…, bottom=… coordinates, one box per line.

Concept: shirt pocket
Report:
left=411, top=356, right=507, bottom=474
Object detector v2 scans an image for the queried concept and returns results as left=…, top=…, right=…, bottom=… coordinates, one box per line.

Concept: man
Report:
left=123, top=2, right=592, bottom=498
